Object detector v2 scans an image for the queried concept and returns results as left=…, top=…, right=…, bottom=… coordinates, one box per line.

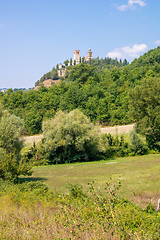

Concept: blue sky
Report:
left=0, top=0, right=160, bottom=89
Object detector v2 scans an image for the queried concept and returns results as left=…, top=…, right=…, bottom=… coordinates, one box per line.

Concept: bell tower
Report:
left=87, top=49, right=92, bottom=60
left=73, top=50, right=80, bottom=64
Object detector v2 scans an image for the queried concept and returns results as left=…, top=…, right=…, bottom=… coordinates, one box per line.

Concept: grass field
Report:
left=0, top=154, right=159, bottom=239
left=21, top=154, right=160, bottom=208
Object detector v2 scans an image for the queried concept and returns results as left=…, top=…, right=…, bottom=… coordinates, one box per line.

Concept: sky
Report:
left=0, top=0, right=160, bottom=89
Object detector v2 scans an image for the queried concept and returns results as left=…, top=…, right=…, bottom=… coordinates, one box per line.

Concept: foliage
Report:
left=131, top=46, right=160, bottom=68
left=39, top=67, right=59, bottom=84
left=128, top=130, right=148, bottom=155
left=0, top=113, right=24, bottom=153
left=25, top=109, right=42, bottom=135
left=0, top=107, right=32, bottom=181
left=0, top=149, right=32, bottom=182
left=42, top=109, right=101, bottom=164
left=99, top=133, right=129, bottom=158
left=68, top=63, right=100, bottom=84
left=0, top=179, right=159, bottom=239
left=129, top=77, right=160, bottom=149
left=21, top=143, right=48, bottom=166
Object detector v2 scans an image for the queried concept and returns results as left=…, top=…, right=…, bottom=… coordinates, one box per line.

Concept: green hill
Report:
left=1, top=46, right=160, bottom=135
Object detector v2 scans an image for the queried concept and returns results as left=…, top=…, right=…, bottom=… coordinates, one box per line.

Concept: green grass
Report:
left=21, top=154, right=160, bottom=207
left=1, top=154, right=160, bottom=239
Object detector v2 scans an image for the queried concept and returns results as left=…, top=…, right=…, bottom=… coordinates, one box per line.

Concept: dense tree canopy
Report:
left=129, top=77, right=160, bottom=149
left=68, top=63, right=99, bottom=84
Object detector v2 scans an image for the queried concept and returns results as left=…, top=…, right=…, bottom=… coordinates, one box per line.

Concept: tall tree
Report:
left=129, top=77, right=160, bottom=149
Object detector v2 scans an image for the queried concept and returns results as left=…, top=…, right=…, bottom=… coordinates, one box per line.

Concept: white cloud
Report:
left=117, top=0, right=146, bottom=11
left=107, top=44, right=148, bottom=60
left=117, top=4, right=129, bottom=11
left=154, top=40, right=160, bottom=45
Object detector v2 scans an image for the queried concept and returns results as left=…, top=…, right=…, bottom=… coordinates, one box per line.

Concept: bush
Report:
left=0, top=148, right=32, bottom=182
left=42, top=109, right=101, bottom=164
left=129, top=130, right=148, bottom=155
left=21, top=143, right=48, bottom=166
left=100, top=133, right=129, bottom=158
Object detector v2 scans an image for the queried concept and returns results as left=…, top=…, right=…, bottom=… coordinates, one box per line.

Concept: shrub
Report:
left=100, top=133, right=129, bottom=158
left=21, top=143, right=48, bottom=166
left=42, top=109, right=101, bottom=164
left=129, top=130, right=148, bottom=155
left=0, top=148, right=32, bottom=182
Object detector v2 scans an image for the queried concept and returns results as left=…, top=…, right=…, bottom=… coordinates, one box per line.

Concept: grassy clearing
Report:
left=21, top=154, right=160, bottom=208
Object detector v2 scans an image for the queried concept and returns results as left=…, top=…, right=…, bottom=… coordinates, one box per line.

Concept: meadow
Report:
left=21, top=154, right=160, bottom=208
left=0, top=154, right=160, bottom=239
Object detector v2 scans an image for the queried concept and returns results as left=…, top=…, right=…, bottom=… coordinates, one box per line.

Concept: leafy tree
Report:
left=25, top=110, right=42, bottom=135
left=64, top=60, right=69, bottom=66
left=42, top=109, right=101, bottom=164
left=51, top=68, right=58, bottom=80
left=129, top=77, right=160, bottom=149
left=35, top=80, right=40, bottom=87
left=45, top=72, right=51, bottom=79
left=123, top=59, right=129, bottom=66
left=0, top=107, right=32, bottom=181
left=0, top=113, right=24, bottom=153
left=128, top=130, right=148, bottom=155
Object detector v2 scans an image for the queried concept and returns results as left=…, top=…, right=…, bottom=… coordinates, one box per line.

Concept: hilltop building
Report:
left=73, top=50, right=81, bottom=64
left=68, top=48, right=93, bottom=66
left=85, top=48, right=93, bottom=61
left=57, top=49, right=93, bottom=77
left=34, top=49, right=93, bottom=90
left=57, top=63, right=65, bottom=77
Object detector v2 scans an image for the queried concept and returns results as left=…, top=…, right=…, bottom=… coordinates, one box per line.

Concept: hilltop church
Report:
left=69, top=48, right=93, bottom=65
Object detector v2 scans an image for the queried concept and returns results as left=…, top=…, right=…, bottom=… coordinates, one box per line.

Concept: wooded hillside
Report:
left=1, top=46, right=160, bottom=137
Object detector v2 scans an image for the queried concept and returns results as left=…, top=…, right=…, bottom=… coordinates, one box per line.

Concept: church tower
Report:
left=87, top=48, right=92, bottom=60
left=73, top=50, right=80, bottom=64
